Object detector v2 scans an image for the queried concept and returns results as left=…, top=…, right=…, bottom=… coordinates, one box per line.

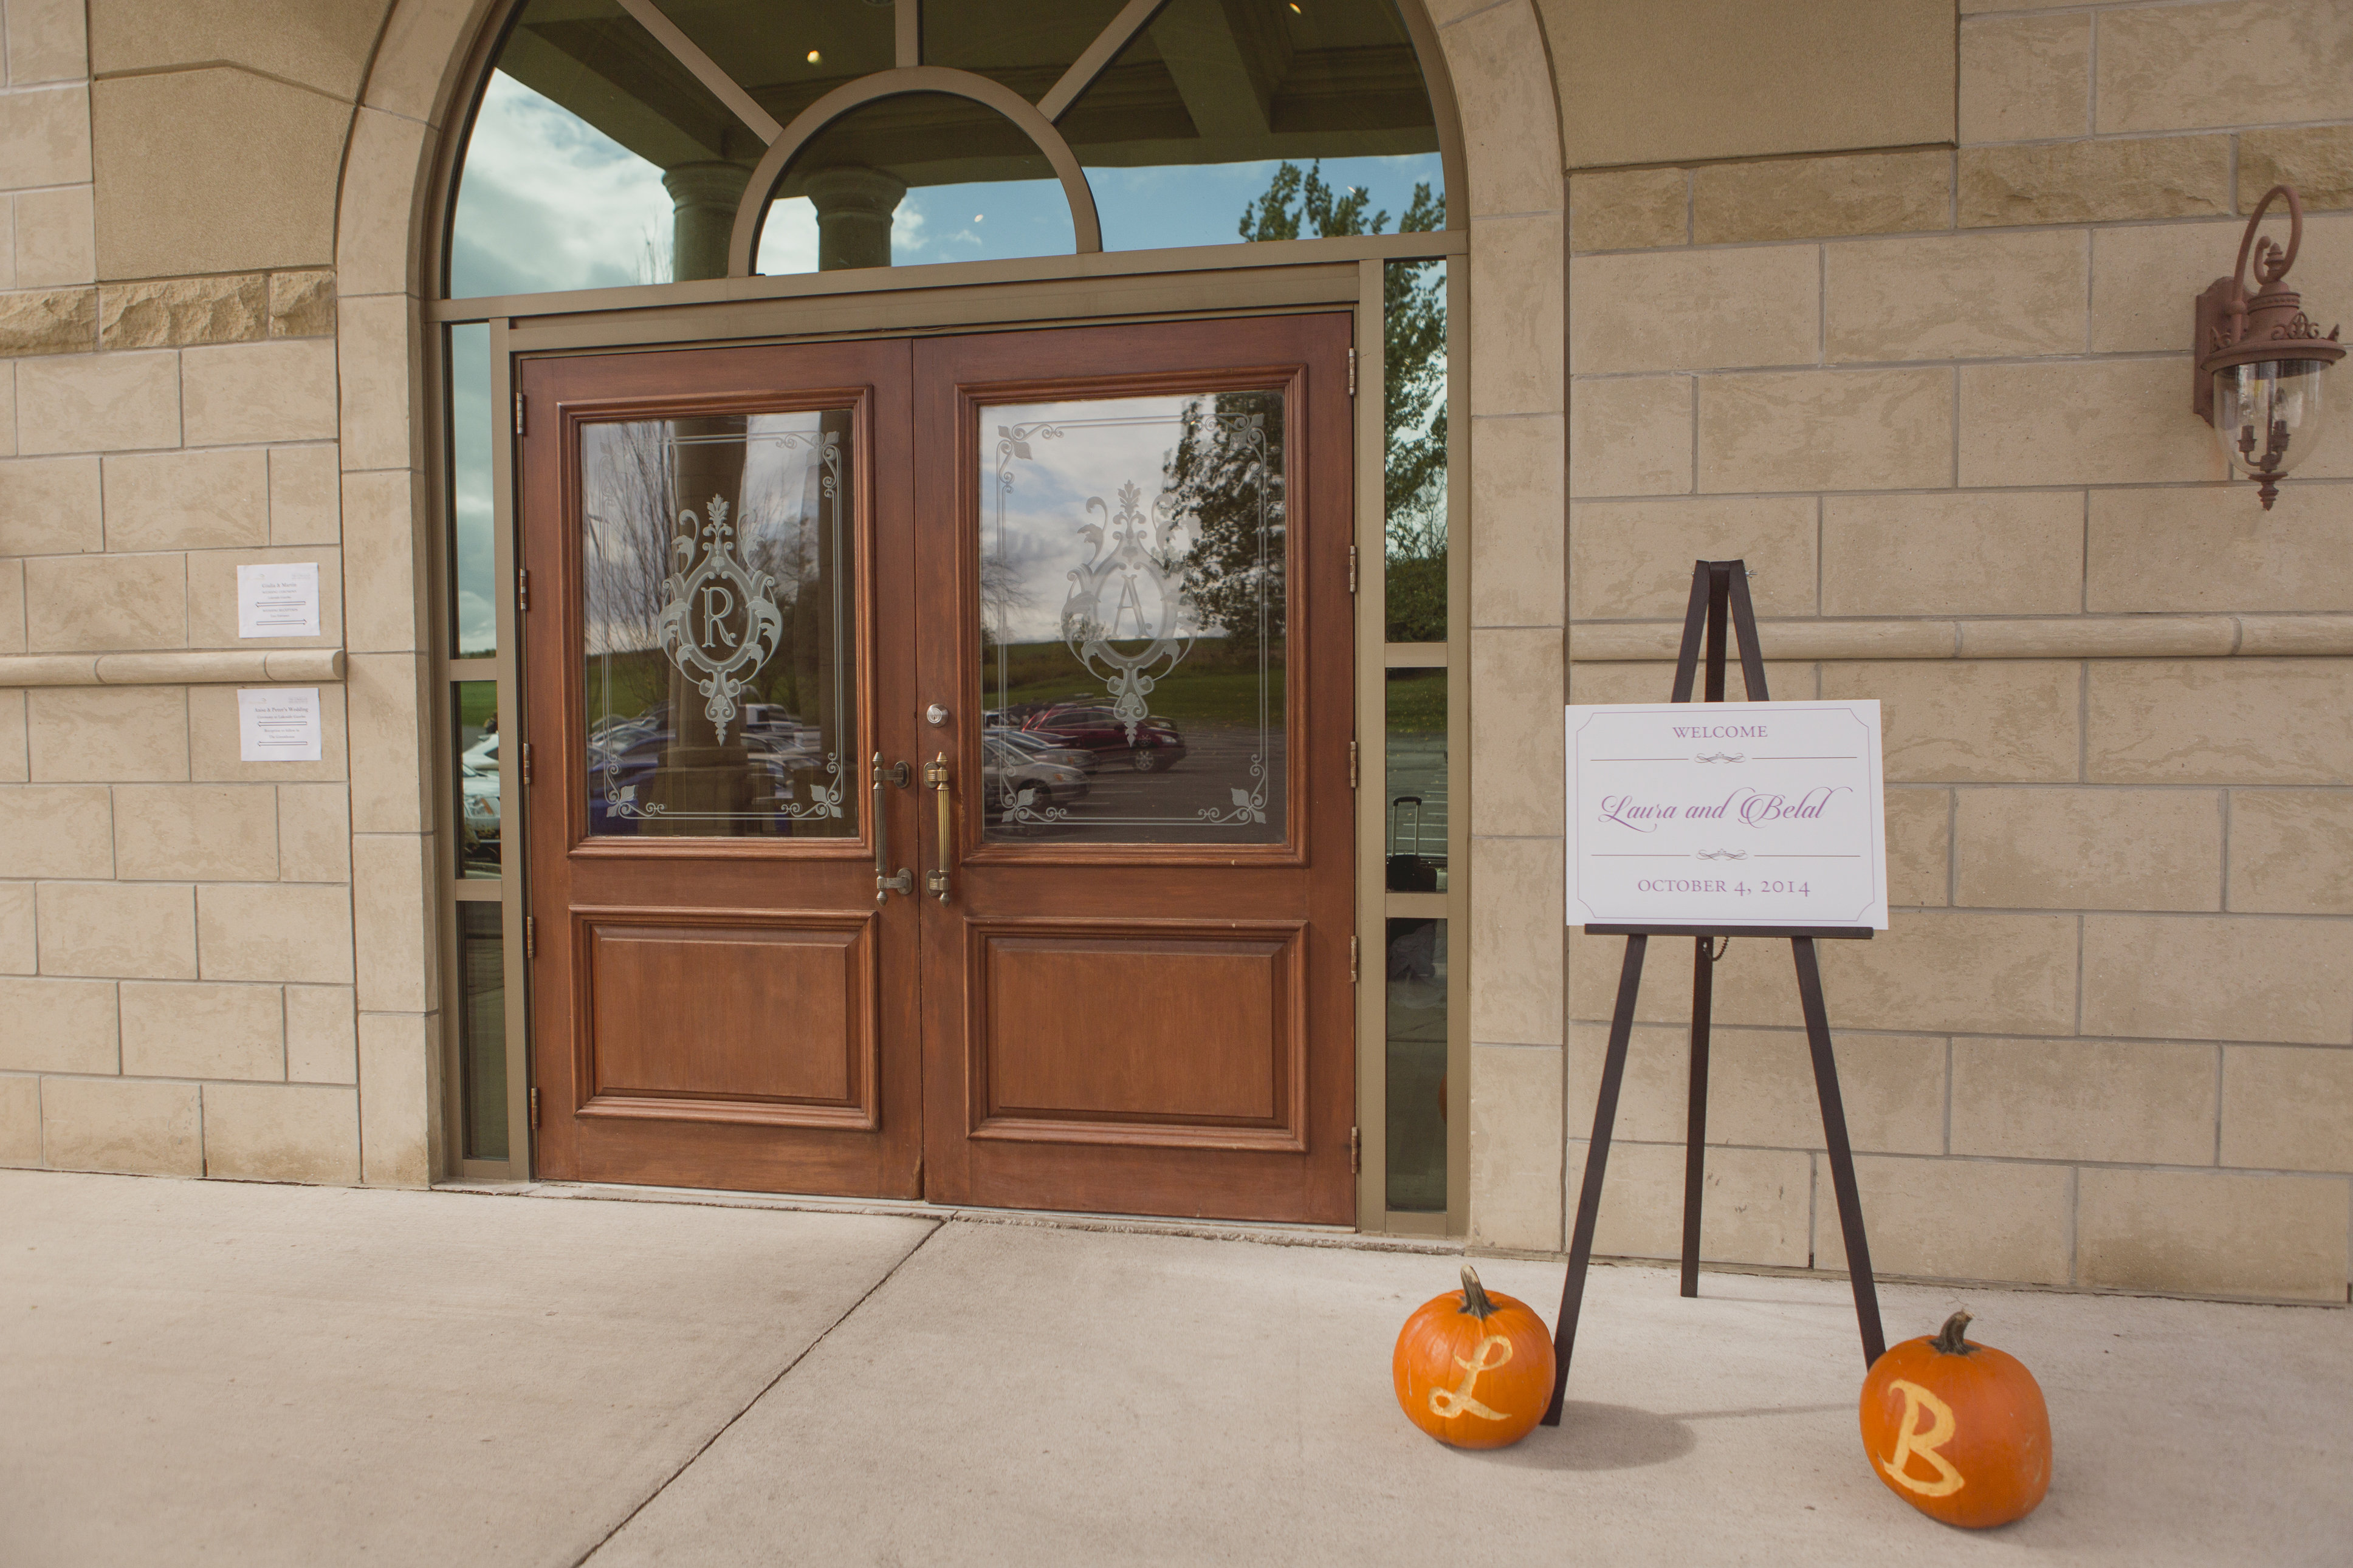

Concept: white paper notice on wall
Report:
left=239, top=687, right=323, bottom=763
left=1565, top=700, right=1888, bottom=930
left=236, top=562, right=321, bottom=638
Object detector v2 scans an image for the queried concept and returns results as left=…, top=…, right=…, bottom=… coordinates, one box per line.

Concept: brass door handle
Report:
left=872, top=751, right=912, bottom=902
left=924, top=752, right=952, bottom=903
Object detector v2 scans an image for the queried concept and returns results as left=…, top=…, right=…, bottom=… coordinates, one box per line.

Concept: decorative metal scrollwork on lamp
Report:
left=2194, top=184, right=2343, bottom=509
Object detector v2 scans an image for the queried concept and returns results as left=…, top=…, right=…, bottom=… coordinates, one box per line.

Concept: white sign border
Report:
left=1564, top=699, right=1889, bottom=931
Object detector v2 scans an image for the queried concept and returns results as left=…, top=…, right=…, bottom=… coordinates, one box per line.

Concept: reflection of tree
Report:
left=582, top=421, right=846, bottom=725
left=1163, top=395, right=1282, bottom=651
left=583, top=422, right=678, bottom=658
left=1240, top=161, right=1448, bottom=642
left=980, top=552, right=1033, bottom=649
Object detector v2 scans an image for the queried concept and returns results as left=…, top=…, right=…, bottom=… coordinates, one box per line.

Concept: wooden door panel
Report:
left=972, top=920, right=1305, bottom=1143
left=580, top=909, right=877, bottom=1126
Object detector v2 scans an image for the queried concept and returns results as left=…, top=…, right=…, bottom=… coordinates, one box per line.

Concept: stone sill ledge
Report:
left=1570, top=616, right=2353, bottom=663
left=0, top=649, right=346, bottom=687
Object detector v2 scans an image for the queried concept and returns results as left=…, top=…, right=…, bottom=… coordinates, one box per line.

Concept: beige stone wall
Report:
left=1547, top=0, right=2353, bottom=1302
left=1541, top=0, right=1956, bottom=169
left=5, top=0, right=2344, bottom=1309
left=0, top=0, right=444, bottom=1186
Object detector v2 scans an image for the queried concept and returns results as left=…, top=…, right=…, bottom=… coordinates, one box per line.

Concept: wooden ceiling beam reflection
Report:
left=616, top=0, right=784, bottom=142
left=1040, top=0, right=1173, bottom=123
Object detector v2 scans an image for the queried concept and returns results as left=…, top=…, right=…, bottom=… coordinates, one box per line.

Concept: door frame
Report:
left=431, top=243, right=1469, bottom=1236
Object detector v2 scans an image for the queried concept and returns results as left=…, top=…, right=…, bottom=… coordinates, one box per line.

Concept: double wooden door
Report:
left=521, top=316, right=1355, bottom=1224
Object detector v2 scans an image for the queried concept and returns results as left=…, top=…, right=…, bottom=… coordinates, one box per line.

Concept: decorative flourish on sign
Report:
left=1694, top=847, right=1749, bottom=861
left=1693, top=751, right=1745, bottom=764
left=655, top=496, right=785, bottom=747
left=1059, top=479, right=1194, bottom=742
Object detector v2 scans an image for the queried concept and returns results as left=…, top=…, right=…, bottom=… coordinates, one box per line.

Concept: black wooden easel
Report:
left=1542, top=558, right=1886, bottom=1426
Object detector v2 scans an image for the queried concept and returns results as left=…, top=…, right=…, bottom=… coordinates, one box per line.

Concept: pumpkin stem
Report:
left=1932, top=1310, right=1976, bottom=1355
left=1458, top=1264, right=1499, bottom=1320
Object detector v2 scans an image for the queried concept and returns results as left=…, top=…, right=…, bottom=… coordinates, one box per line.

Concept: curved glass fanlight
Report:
left=444, top=0, right=1451, bottom=297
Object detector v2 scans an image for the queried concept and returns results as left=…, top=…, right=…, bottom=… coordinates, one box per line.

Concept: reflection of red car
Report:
left=1022, top=704, right=1190, bottom=772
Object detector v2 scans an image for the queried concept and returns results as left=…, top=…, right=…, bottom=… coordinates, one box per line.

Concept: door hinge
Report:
left=1348, top=739, right=1358, bottom=790
left=517, top=569, right=530, bottom=611
left=1350, top=934, right=1359, bottom=984
left=524, top=914, right=536, bottom=959
left=1350, top=1125, right=1361, bottom=1174
left=1347, top=346, right=1356, bottom=397
left=514, top=391, right=526, bottom=435
left=521, top=742, right=534, bottom=786
left=529, top=1086, right=541, bottom=1131
left=1347, top=543, right=1358, bottom=595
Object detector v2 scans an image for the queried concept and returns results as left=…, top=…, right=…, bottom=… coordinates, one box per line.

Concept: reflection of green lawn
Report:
left=457, top=680, right=498, bottom=731
left=986, top=641, right=1287, bottom=730
left=1386, top=671, right=1444, bottom=733
left=991, top=668, right=1285, bottom=730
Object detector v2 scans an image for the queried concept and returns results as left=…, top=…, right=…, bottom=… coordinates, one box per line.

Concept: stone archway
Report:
left=337, top=0, right=1565, bottom=1205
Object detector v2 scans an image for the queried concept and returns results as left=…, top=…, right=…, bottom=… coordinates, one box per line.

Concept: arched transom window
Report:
left=446, top=0, right=1451, bottom=297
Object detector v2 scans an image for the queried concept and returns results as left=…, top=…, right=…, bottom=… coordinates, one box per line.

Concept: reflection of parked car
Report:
left=463, top=732, right=500, bottom=770
left=983, top=733, right=1091, bottom=817
left=459, top=761, right=500, bottom=862
left=586, top=728, right=812, bottom=835
left=1021, top=704, right=1189, bottom=772
left=989, top=726, right=1098, bottom=773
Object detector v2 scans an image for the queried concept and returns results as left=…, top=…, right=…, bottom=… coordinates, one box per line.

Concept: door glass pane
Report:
left=1385, top=917, right=1444, bottom=1211
left=455, top=680, right=500, bottom=877
left=1384, top=258, right=1447, bottom=642
left=582, top=410, right=858, bottom=838
left=459, top=902, right=509, bottom=1161
left=980, top=391, right=1285, bottom=845
left=1384, top=668, right=1444, bottom=892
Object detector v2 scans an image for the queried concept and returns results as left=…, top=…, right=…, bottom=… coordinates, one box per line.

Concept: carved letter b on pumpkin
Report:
left=1877, top=1379, right=1965, bottom=1498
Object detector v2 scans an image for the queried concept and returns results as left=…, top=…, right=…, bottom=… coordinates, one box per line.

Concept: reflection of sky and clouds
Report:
left=447, top=323, right=494, bottom=656
left=448, top=70, right=1445, bottom=298
left=580, top=412, right=837, bottom=659
left=450, top=73, right=684, bottom=298
left=984, top=395, right=1218, bottom=648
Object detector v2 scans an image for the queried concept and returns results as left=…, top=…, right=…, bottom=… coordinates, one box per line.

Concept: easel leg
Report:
left=1679, top=937, right=1712, bottom=1299
left=1543, top=933, right=1647, bottom=1427
left=1791, top=937, right=1888, bottom=1367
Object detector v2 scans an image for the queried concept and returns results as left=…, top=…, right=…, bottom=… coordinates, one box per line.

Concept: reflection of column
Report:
left=803, top=165, right=907, bottom=271
left=650, top=421, right=753, bottom=834
left=663, top=162, right=754, bottom=282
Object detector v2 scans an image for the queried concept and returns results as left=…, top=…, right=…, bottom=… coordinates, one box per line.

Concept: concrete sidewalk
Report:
left=3, top=1171, right=2346, bottom=1566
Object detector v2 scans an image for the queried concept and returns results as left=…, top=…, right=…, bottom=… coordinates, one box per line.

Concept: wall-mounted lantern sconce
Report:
left=2194, top=184, right=2343, bottom=510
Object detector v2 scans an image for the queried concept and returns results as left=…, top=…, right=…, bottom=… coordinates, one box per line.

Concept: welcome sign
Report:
left=1564, top=700, right=1889, bottom=930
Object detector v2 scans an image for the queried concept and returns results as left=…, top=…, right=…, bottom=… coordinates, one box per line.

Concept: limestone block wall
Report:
left=1536, top=0, right=2353, bottom=1301
left=0, top=0, right=438, bottom=1186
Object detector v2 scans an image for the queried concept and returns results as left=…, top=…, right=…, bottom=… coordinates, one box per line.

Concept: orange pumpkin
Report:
left=1860, top=1311, right=2051, bottom=1529
left=1392, top=1265, right=1556, bottom=1448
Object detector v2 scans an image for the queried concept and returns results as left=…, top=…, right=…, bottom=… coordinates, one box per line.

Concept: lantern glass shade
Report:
left=2211, top=358, right=2330, bottom=479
